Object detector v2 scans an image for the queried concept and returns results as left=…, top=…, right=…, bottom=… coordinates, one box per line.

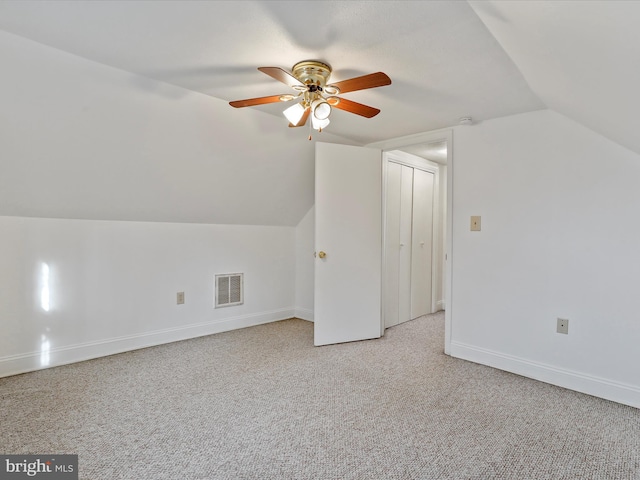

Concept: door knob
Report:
left=318, top=251, right=327, bottom=259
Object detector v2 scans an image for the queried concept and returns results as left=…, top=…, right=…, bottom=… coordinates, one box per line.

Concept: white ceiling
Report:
left=469, top=1, right=640, bottom=156
left=400, top=141, right=448, bottom=166
left=0, top=0, right=543, bottom=144
left=0, top=1, right=637, bottom=225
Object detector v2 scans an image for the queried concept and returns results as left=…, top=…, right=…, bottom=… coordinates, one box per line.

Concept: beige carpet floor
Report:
left=1, top=312, right=639, bottom=479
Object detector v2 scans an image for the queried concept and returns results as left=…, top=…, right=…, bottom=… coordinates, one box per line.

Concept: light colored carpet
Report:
left=1, top=312, right=639, bottom=479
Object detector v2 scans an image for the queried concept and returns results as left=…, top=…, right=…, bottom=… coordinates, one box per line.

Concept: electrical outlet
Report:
left=177, top=292, right=185, bottom=305
left=557, top=318, right=569, bottom=334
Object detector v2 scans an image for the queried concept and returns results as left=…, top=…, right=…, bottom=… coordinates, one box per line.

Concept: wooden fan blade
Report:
left=289, top=108, right=310, bottom=127
left=329, top=97, right=380, bottom=118
left=229, top=95, right=288, bottom=108
left=258, top=67, right=305, bottom=88
left=328, top=72, right=391, bottom=94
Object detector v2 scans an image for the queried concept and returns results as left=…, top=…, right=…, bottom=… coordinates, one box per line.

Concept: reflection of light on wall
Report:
left=40, top=335, right=50, bottom=367
left=41, top=263, right=50, bottom=312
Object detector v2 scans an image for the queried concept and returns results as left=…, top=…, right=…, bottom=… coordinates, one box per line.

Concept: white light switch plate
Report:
left=557, top=318, right=569, bottom=334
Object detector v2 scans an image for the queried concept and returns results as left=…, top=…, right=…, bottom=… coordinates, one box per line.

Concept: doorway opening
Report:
left=312, top=131, right=453, bottom=352
left=383, top=145, right=445, bottom=329
left=368, top=130, right=452, bottom=353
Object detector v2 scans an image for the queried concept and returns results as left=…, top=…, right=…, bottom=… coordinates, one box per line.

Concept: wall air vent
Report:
left=215, top=273, right=244, bottom=308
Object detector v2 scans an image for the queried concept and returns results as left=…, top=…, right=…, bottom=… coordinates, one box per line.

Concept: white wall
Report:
left=0, top=216, right=296, bottom=377
left=0, top=29, right=320, bottom=226
left=294, top=206, right=315, bottom=321
left=450, top=109, right=640, bottom=408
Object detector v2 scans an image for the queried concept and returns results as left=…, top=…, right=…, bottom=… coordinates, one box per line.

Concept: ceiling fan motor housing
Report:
left=292, top=60, right=332, bottom=89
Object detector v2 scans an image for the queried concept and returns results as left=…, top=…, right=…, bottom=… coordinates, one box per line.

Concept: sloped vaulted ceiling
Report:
left=469, top=0, right=640, bottom=156
left=0, top=1, right=564, bottom=225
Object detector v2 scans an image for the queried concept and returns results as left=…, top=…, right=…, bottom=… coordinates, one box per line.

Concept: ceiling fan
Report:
left=229, top=60, right=391, bottom=139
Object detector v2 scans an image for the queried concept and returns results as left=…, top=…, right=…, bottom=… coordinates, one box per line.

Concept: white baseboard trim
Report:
left=294, top=307, right=314, bottom=322
left=450, top=341, right=640, bottom=409
left=0, top=308, right=295, bottom=378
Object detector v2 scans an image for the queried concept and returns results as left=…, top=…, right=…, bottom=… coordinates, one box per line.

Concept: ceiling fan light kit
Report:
left=229, top=60, right=391, bottom=139
left=312, top=115, right=330, bottom=131
left=311, top=98, right=331, bottom=120
left=283, top=102, right=306, bottom=126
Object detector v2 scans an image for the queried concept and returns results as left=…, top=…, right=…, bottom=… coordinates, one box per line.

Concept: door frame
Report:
left=367, top=128, right=453, bottom=355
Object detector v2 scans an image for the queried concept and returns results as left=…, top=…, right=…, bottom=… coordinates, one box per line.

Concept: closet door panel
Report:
left=411, top=169, right=434, bottom=318
left=384, top=162, right=402, bottom=328
left=399, top=165, right=414, bottom=324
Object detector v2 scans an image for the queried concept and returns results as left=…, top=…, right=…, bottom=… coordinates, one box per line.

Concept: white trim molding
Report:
left=450, top=341, right=640, bottom=409
left=294, top=307, right=314, bottom=322
left=0, top=308, right=295, bottom=378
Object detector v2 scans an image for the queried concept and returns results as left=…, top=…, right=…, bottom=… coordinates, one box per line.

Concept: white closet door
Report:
left=399, top=165, right=414, bottom=324
left=411, top=168, right=434, bottom=318
left=384, top=163, right=414, bottom=327
left=384, top=162, right=402, bottom=328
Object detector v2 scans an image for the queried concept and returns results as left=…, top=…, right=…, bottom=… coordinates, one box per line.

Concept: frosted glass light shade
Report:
left=311, top=99, right=331, bottom=120
left=312, top=116, right=330, bottom=130
left=283, top=103, right=305, bottom=125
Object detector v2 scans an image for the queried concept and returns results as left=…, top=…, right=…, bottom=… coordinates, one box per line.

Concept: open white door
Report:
left=314, top=142, right=382, bottom=346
